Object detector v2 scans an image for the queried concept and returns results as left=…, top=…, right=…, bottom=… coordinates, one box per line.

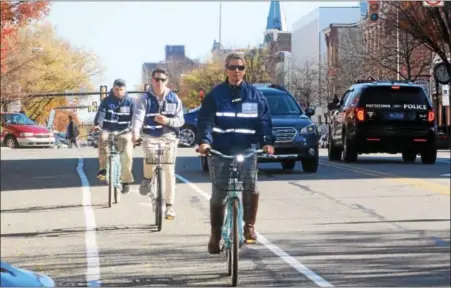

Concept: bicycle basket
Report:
left=208, top=154, right=258, bottom=192
left=144, top=140, right=177, bottom=165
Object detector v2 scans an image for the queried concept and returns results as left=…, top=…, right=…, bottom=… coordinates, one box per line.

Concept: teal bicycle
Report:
left=104, top=129, right=129, bottom=208
left=206, top=148, right=271, bottom=287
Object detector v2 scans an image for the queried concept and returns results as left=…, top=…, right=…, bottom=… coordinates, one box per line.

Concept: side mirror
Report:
left=305, top=108, right=315, bottom=117
left=327, top=102, right=339, bottom=111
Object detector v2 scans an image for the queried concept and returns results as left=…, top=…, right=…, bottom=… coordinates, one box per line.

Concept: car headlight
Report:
left=20, top=132, right=34, bottom=137
left=300, top=125, right=316, bottom=135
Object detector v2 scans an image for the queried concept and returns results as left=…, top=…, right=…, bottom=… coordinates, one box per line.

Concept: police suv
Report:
left=327, top=80, right=437, bottom=164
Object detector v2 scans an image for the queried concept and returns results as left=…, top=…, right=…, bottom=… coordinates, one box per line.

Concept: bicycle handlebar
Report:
left=206, top=148, right=274, bottom=161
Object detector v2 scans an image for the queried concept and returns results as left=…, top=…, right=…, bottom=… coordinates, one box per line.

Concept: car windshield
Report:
left=360, top=86, right=429, bottom=106
left=1, top=113, right=36, bottom=125
left=263, top=93, right=302, bottom=115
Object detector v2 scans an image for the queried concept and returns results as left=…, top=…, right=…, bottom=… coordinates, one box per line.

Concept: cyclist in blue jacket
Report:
left=94, top=79, right=135, bottom=194
left=197, top=52, right=275, bottom=254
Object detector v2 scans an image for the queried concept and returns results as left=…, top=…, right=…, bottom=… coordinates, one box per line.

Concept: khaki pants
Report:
left=98, top=131, right=134, bottom=183
left=142, top=134, right=178, bottom=205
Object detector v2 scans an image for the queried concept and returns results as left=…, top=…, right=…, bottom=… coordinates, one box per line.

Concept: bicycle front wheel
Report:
left=108, top=156, right=113, bottom=208
left=231, top=198, right=239, bottom=287
left=114, top=156, right=121, bottom=204
left=154, top=169, right=164, bottom=232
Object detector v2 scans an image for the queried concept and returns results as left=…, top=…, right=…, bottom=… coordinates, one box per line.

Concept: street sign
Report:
left=442, top=85, right=449, bottom=107
left=423, top=0, right=444, bottom=7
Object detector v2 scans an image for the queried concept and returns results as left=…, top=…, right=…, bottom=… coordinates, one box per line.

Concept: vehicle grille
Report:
left=35, top=134, right=50, bottom=138
left=273, top=127, right=297, bottom=143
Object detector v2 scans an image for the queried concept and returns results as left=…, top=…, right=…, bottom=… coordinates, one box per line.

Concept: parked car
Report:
left=179, top=106, right=200, bottom=147
left=0, top=112, right=55, bottom=148
left=197, top=84, right=320, bottom=173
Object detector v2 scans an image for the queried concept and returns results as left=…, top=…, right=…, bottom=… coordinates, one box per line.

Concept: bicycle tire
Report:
left=231, top=198, right=239, bottom=287
left=155, top=169, right=164, bottom=232
left=108, top=156, right=113, bottom=208
left=114, top=156, right=121, bottom=204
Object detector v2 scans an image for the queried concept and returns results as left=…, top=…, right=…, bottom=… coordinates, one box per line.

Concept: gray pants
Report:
left=208, top=153, right=259, bottom=206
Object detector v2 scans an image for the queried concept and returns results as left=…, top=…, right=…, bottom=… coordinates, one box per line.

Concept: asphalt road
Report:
left=1, top=147, right=450, bottom=287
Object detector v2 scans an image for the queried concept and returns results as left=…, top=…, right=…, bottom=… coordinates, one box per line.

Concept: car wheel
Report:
left=281, top=160, right=296, bottom=170
left=343, top=133, right=358, bottom=162
left=402, top=152, right=417, bottom=163
left=4, top=136, right=18, bottom=148
left=328, top=134, right=341, bottom=161
left=180, top=126, right=196, bottom=147
left=301, top=156, right=319, bottom=173
left=420, top=145, right=437, bottom=164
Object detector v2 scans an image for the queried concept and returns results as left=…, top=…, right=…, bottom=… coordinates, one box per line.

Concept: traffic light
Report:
left=100, top=85, right=107, bottom=100
left=368, top=1, right=380, bottom=22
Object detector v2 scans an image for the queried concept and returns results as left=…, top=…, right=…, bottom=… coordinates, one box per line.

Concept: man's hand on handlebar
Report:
left=93, top=125, right=101, bottom=132
left=262, top=145, right=275, bottom=155
left=198, top=143, right=211, bottom=155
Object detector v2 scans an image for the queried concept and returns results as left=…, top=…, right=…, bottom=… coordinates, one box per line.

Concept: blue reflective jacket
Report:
left=94, top=92, right=134, bottom=132
left=196, top=81, right=274, bottom=154
left=142, top=91, right=180, bottom=137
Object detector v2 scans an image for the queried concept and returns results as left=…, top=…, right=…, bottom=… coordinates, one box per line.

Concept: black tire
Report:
left=328, top=134, right=341, bottom=161
left=4, top=135, right=18, bottom=148
left=421, top=145, right=437, bottom=164
left=155, top=169, right=164, bottom=232
left=301, top=156, right=319, bottom=173
left=108, top=156, right=113, bottom=208
left=343, top=133, right=358, bottom=162
left=180, top=126, right=197, bottom=147
left=402, top=152, right=417, bottom=163
left=281, top=160, right=296, bottom=170
left=231, top=199, right=239, bottom=287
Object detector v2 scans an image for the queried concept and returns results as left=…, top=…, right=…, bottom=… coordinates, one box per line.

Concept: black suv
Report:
left=327, top=80, right=437, bottom=164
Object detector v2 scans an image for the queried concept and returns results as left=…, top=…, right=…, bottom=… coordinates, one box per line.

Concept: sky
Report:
left=47, top=1, right=359, bottom=89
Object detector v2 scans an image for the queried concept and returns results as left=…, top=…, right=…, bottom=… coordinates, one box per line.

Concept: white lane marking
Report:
left=441, top=174, right=450, bottom=177
left=76, top=157, right=101, bottom=287
left=175, top=174, right=333, bottom=287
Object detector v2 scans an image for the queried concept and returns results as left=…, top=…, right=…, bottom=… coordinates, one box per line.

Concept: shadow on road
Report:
left=1, top=153, right=449, bottom=192
left=3, top=229, right=449, bottom=287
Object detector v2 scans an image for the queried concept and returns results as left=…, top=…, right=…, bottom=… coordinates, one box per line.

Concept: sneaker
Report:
left=121, top=183, right=130, bottom=194
left=139, top=179, right=152, bottom=196
left=96, top=169, right=106, bottom=180
left=165, top=205, right=176, bottom=220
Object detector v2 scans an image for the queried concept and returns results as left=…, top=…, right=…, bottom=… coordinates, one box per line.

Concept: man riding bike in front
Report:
left=132, top=68, right=185, bottom=220
left=93, top=79, right=135, bottom=194
left=196, top=52, right=275, bottom=254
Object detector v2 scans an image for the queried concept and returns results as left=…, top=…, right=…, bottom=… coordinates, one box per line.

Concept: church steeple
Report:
left=266, top=1, right=287, bottom=31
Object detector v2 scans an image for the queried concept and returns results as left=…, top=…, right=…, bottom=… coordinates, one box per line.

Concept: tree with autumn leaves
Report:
left=1, top=1, right=103, bottom=132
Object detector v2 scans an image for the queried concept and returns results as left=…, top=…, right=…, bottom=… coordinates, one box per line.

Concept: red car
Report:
left=0, top=112, right=55, bottom=148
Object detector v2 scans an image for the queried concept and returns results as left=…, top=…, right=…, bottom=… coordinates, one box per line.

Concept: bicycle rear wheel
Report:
left=154, top=169, right=164, bottom=232
left=231, top=198, right=239, bottom=287
left=114, top=156, right=121, bottom=204
left=108, top=156, right=113, bottom=208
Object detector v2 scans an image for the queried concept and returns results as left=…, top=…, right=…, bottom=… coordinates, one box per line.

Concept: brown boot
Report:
left=208, top=204, right=225, bottom=254
left=243, top=193, right=259, bottom=243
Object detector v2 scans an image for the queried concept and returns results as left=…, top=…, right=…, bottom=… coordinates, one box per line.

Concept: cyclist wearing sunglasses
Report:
left=197, top=52, right=275, bottom=254
left=93, top=79, right=135, bottom=194
left=132, top=68, right=185, bottom=219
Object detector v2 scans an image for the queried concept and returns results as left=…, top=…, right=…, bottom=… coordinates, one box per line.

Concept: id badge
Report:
left=165, top=103, right=177, bottom=114
left=120, top=106, right=130, bottom=114
left=241, top=102, right=258, bottom=114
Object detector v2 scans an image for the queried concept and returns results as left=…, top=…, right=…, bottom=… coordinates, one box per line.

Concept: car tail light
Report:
left=355, top=107, right=365, bottom=121
left=427, top=111, right=435, bottom=122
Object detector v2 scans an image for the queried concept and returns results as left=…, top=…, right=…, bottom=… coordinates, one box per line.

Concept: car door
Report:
left=332, top=90, right=352, bottom=143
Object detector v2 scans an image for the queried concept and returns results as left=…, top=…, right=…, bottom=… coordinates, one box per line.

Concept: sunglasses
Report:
left=227, top=65, right=245, bottom=71
left=153, top=77, right=167, bottom=82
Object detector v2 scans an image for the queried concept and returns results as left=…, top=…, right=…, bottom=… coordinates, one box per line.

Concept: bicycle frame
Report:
left=106, top=135, right=121, bottom=189
left=222, top=160, right=245, bottom=250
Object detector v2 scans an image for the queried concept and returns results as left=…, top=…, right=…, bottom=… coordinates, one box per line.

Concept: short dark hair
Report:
left=113, top=78, right=126, bottom=87
left=151, top=68, right=168, bottom=78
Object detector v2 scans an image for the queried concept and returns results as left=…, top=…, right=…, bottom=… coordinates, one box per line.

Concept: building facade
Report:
left=291, top=6, right=361, bottom=104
